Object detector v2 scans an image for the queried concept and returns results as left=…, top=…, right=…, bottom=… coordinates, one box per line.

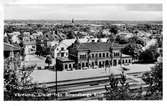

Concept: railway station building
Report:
left=56, top=39, right=132, bottom=71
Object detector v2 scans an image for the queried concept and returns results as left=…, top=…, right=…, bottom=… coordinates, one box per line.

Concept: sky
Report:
left=4, top=4, right=162, bottom=21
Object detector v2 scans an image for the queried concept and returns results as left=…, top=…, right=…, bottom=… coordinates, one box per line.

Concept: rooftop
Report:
left=4, top=43, right=20, bottom=51
left=74, top=42, right=125, bottom=52
left=23, top=41, right=36, bottom=45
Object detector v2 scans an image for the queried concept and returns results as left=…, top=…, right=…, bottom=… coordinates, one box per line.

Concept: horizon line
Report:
left=4, top=19, right=162, bottom=22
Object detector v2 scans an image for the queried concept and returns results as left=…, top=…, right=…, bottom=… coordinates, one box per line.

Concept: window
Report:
left=92, top=62, right=94, bottom=66
left=118, top=60, right=121, bottom=64
left=129, top=59, right=131, bottom=63
left=103, top=53, right=105, bottom=57
left=61, top=47, right=64, bottom=51
left=57, top=53, right=60, bottom=56
left=117, top=53, right=120, bottom=56
left=86, top=63, right=89, bottom=67
left=96, top=54, right=98, bottom=57
left=95, top=61, right=98, bottom=65
left=80, top=55, right=86, bottom=59
left=99, top=53, right=101, bottom=58
left=78, top=63, right=81, bottom=67
left=65, top=64, right=68, bottom=69
left=61, top=53, right=64, bottom=57
left=114, top=53, right=116, bottom=56
left=32, top=46, right=35, bottom=48
left=92, top=54, right=94, bottom=58
left=69, top=64, right=72, bottom=68
left=114, top=52, right=119, bottom=57
left=106, top=53, right=109, bottom=57
left=82, top=63, right=85, bottom=67
left=99, top=61, right=101, bottom=65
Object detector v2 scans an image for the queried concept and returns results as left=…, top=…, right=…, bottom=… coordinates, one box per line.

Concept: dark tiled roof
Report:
left=4, top=43, right=20, bottom=51
left=76, top=42, right=125, bottom=52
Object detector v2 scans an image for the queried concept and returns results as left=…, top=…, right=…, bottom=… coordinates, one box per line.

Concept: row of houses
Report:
left=23, top=37, right=108, bottom=57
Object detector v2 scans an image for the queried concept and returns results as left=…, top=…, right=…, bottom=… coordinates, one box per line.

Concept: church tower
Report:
left=72, top=18, right=74, bottom=24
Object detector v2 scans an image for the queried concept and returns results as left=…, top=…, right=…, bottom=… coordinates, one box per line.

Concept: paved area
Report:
left=23, top=54, right=55, bottom=67
left=30, top=63, right=154, bottom=84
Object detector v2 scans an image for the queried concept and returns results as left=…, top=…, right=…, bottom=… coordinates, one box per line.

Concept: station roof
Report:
left=76, top=42, right=125, bottom=52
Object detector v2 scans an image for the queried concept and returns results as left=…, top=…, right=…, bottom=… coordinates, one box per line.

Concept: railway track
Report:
left=34, top=70, right=149, bottom=100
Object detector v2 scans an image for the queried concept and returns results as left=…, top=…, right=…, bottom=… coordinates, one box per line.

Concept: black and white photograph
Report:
left=2, top=1, right=163, bottom=101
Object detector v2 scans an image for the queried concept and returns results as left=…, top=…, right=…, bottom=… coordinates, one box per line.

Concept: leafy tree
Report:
left=142, top=62, right=162, bottom=99
left=4, top=56, right=35, bottom=100
left=66, top=30, right=75, bottom=39
left=108, top=33, right=115, bottom=43
left=96, top=29, right=106, bottom=38
left=4, top=56, right=53, bottom=100
left=115, top=35, right=129, bottom=44
left=45, top=55, right=52, bottom=67
left=139, top=45, right=159, bottom=63
left=105, top=73, right=131, bottom=100
left=121, top=43, right=143, bottom=59
left=128, top=36, right=145, bottom=46
left=109, top=25, right=118, bottom=35
left=139, top=49, right=156, bottom=63
left=35, top=44, right=42, bottom=56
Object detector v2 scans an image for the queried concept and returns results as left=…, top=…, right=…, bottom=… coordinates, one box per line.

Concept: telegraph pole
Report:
left=55, top=63, right=58, bottom=100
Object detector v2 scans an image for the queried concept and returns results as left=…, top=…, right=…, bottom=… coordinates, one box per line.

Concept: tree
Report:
left=108, top=33, right=115, bottom=43
left=45, top=55, right=52, bottom=67
left=4, top=56, right=53, bottom=100
left=139, top=49, right=156, bottom=63
left=109, top=25, right=118, bottom=35
left=66, top=30, right=75, bottom=39
left=105, top=73, right=131, bottom=100
left=142, top=62, right=162, bottom=99
left=115, top=35, right=129, bottom=44
left=4, top=56, right=35, bottom=100
left=139, top=45, right=159, bottom=63
left=128, top=36, right=145, bottom=46
left=121, top=43, right=143, bottom=59
left=96, top=29, right=106, bottom=38
left=35, top=44, right=42, bottom=56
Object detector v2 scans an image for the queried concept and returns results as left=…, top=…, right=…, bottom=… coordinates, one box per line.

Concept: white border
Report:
left=0, top=0, right=166, bottom=106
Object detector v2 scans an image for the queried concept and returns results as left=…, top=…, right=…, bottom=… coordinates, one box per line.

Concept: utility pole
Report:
left=55, top=63, right=58, bottom=100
